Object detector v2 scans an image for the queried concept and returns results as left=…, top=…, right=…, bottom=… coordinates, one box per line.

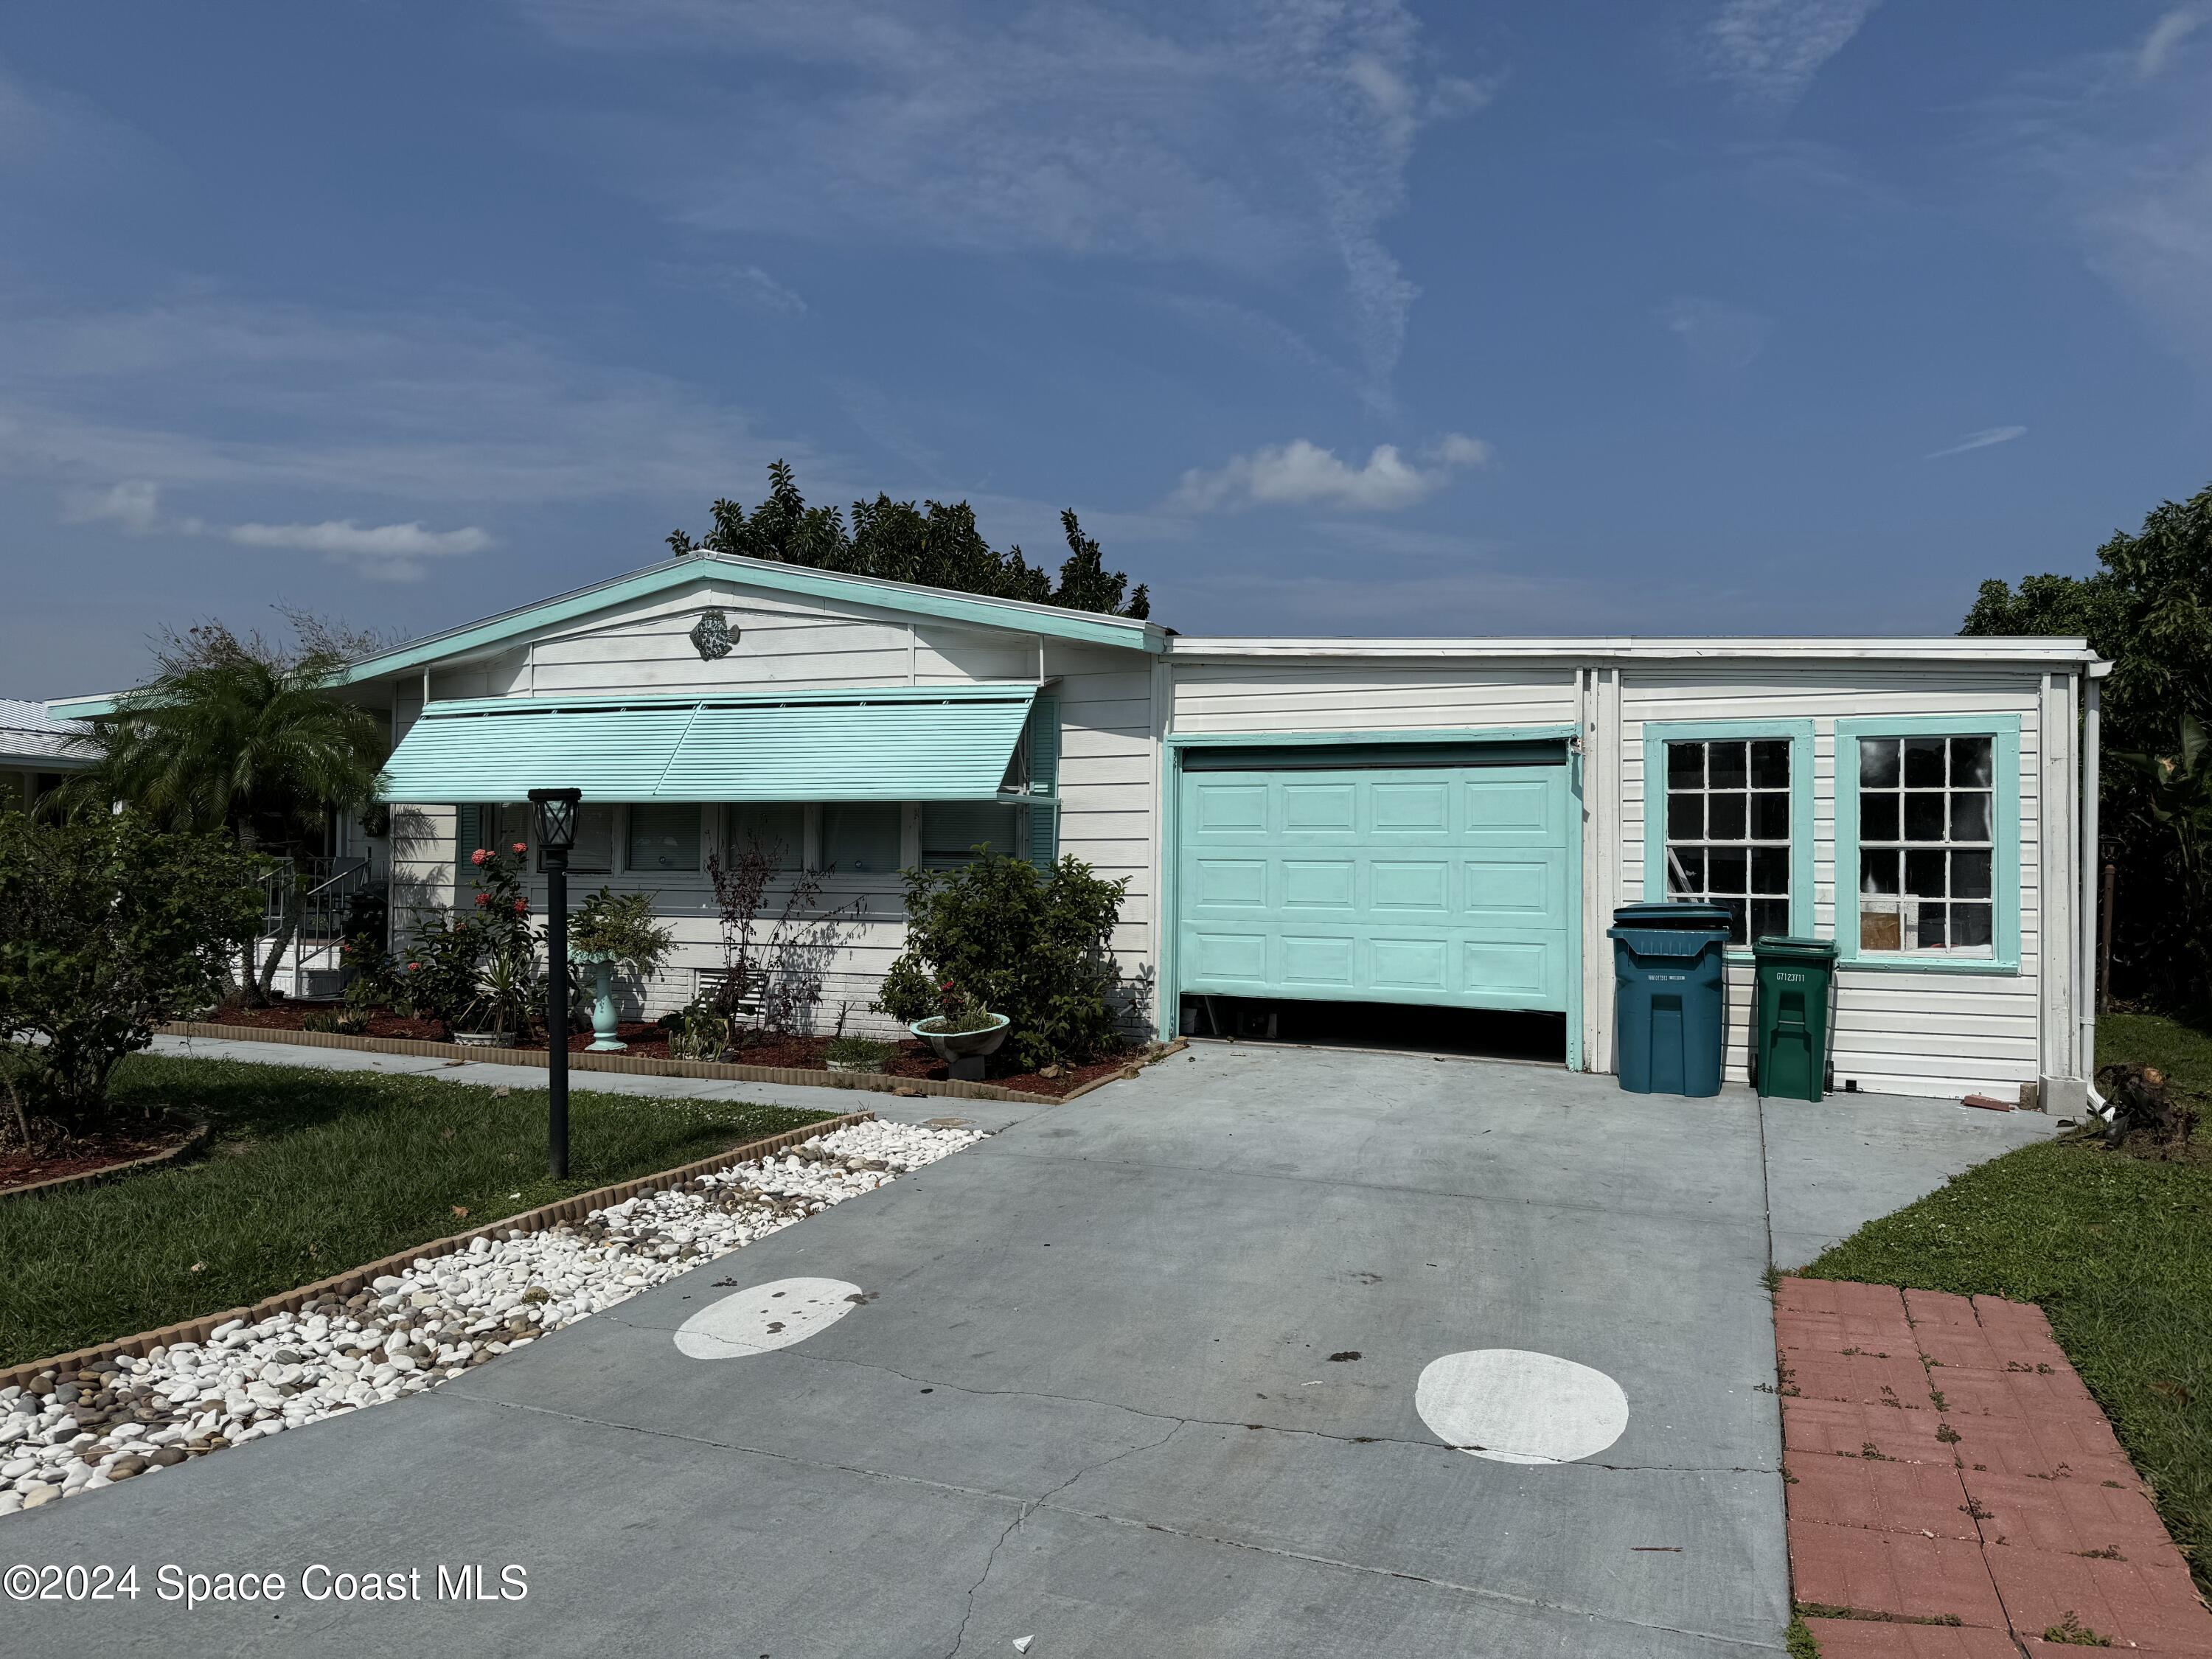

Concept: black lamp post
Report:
left=529, top=787, right=581, bottom=1180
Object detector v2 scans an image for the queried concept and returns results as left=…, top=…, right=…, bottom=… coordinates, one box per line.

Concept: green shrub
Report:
left=571, top=887, right=676, bottom=975
left=877, top=851, right=1130, bottom=1074
left=0, top=813, right=264, bottom=1138
left=824, top=1036, right=898, bottom=1071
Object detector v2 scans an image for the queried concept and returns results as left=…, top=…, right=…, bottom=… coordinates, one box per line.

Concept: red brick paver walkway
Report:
left=1776, top=1277, right=2212, bottom=1655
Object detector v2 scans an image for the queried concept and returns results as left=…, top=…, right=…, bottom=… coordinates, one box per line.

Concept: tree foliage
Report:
left=55, top=616, right=394, bottom=1006
left=1964, top=480, right=2212, bottom=1006
left=667, top=461, right=1150, bottom=620
left=0, top=813, right=265, bottom=1141
left=62, top=621, right=392, bottom=850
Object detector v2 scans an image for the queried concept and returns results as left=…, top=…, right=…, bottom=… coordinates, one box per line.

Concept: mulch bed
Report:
left=0, top=1114, right=200, bottom=1192
left=203, top=1001, right=1138, bottom=1099
left=1775, top=1276, right=2212, bottom=1654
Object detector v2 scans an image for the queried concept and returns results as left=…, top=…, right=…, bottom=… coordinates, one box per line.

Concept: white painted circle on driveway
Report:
left=674, top=1277, right=864, bottom=1359
left=1414, top=1349, right=1629, bottom=1465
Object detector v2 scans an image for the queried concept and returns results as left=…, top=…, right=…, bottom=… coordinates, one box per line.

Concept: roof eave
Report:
left=331, top=553, right=1164, bottom=689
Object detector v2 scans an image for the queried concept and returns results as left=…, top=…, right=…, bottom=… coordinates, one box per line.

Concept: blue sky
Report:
left=4, top=1, right=2209, bottom=693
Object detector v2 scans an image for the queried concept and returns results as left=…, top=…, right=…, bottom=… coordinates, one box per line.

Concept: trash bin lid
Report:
left=1610, top=901, right=1733, bottom=929
left=1751, top=934, right=1838, bottom=959
left=1607, top=925, right=1726, bottom=956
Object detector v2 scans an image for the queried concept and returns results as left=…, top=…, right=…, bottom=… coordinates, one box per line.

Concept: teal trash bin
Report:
left=1609, top=902, right=1731, bottom=1097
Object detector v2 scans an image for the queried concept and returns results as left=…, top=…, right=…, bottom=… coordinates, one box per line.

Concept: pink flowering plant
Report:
left=361, top=843, right=546, bottom=1035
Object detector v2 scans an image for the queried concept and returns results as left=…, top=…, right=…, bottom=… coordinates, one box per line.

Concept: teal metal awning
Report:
left=377, top=684, right=1041, bottom=803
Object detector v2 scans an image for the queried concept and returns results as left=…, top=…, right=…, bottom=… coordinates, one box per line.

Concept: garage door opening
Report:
left=1172, top=741, right=1576, bottom=1060
left=1179, top=994, right=1568, bottom=1065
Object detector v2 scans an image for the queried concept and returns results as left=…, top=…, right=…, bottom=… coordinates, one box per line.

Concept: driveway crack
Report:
left=1023, top=1500, right=1787, bottom=1653
left=942, top=1420, right=1189, bottom=1659
left=580, top=1321, right=1777, bottom=1473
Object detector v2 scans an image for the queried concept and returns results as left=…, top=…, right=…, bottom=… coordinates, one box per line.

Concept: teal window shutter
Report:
left=454, top=803, right=481, bottom=897
left=1028, top=695, right=1058, bottom=796
left=1026, top=801, right=1058, bottom=873
left=1022, top=690, right=1057, bottom=872
left=1026, top=696, right=1058, bottom=872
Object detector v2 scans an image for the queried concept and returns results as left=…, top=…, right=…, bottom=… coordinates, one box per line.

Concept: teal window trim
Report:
left=1640, top=719, right=1817, bottom=951
left=1169, top=723, right=1577, bottom=750
left=1834, top=714, right=2021, bottom=975
left=1155, top=726, right=1585, bottom=1071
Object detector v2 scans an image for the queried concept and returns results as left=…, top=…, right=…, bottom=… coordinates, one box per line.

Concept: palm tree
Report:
left=59, top=625, right=390, bottom=1004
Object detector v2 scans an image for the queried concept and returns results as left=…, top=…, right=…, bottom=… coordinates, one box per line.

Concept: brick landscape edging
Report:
left=0, top=1109, right=877, bottom=1394
left=0, top=1121, right=212, bottom=1203
left=159, top=1020, right=1060, bottom=1105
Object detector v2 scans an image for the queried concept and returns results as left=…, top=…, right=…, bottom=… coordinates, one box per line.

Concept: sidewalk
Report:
left=1777, top=1276, right=2212, bottom=1655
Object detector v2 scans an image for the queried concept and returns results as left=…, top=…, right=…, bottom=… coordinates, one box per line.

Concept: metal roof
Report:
left=49, top=554, right=1165, bottom=721
left=376, top=684, right=1041, bottom=804
left=0, top=698, right=92, bottom=767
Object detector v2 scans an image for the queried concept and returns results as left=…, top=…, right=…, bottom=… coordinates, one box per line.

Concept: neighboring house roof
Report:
left=47, top=552, right=1172, bottom=719
left=0, top=698, right=91, bottom=768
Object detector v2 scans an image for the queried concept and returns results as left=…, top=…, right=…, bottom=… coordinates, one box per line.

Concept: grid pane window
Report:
left=822, top=802, right=902, bottom=874
left=625, top=804, right=700, bottom=872
left=1663, top=738, right=1792, bottom=945
left=728, top=803, right=806, bottom=871
left=1857, top=735, right=1994, bottom=953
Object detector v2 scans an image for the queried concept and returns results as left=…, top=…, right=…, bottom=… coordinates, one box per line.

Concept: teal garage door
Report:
left=1176, top=755, right=1572, bottom=1012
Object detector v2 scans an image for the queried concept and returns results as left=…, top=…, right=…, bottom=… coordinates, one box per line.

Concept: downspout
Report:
left=2079, top=662, right=2109, bottom=1101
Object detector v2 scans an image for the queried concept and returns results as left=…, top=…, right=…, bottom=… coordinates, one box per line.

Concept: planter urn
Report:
left=908, top=1012, right=1011, bottom=1082
left=573, top=950, right=626, bottom=1052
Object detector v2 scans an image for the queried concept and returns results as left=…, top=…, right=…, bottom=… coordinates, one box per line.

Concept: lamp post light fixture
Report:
left=528, top=787, right=582, bottom=1180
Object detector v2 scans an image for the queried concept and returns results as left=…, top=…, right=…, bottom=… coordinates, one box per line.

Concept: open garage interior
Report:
left=1178, top=994, right=1570, bottom=1064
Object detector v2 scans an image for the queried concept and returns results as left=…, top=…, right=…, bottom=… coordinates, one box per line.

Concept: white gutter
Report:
left=2080, top=661, right=2112, bottom=1097
left=1167, top=636, right=2098, bottom=665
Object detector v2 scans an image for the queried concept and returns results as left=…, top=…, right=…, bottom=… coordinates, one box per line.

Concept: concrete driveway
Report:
left=5, top=1042, right=2056, bottom=1657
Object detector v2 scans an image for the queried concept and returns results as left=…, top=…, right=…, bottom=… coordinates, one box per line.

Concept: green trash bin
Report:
left=1751, top=936, right=1839, bottom=1102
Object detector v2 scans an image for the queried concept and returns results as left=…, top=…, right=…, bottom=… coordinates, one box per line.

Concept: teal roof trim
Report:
left=378, top=684, right=1042, bottom=804
left=337, top=553, right=1163, bottom=690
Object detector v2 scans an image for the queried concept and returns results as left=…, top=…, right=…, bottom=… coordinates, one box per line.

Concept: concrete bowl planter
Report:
left=908, top=1013, right=1011, bottom=1081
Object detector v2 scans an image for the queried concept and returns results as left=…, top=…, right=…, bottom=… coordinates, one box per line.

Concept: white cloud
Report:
left=657, top=261, right=808, bottom=316
left=2139, top=8, right=2206, bottom=78
left=65, top=478, right=169, bottom=534
left=517, top=0, right=1488, bottom=407
left=1925, top=425, right=2026, bottom=460
left=226, top=518, right=493, bottom=581
left=1169, top=434, right=1491, bottom=514
left=1702, top=0, right=1882, bottom=107
left=1658, top=295, right=1774, bottom=370
left=1969, top=21, right=2212, bottom=372
left=0, top=289, right=825, bottom=510
left=54, top=474, right=491, bottom=581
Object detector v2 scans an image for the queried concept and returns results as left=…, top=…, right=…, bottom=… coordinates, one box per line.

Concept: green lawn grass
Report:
left=0, top=1055, right=837, bottom=1370
left=1805, top=1012, right=2212, bottom=1591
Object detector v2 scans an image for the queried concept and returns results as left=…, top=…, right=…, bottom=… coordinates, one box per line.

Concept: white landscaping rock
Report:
left=0, top=1119, right=980, bottom=1519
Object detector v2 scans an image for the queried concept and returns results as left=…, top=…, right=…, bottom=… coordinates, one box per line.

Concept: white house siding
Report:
left=1047, top=646, right=1160, bottom=1028
left=380, top=575, right=1158, bottom=1036
left=1613, top=664, right=2054, bottom=1101
left=1158, top=651, right=2076, bottom=1103
left=1170, top=662, right=1579, bottom=735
